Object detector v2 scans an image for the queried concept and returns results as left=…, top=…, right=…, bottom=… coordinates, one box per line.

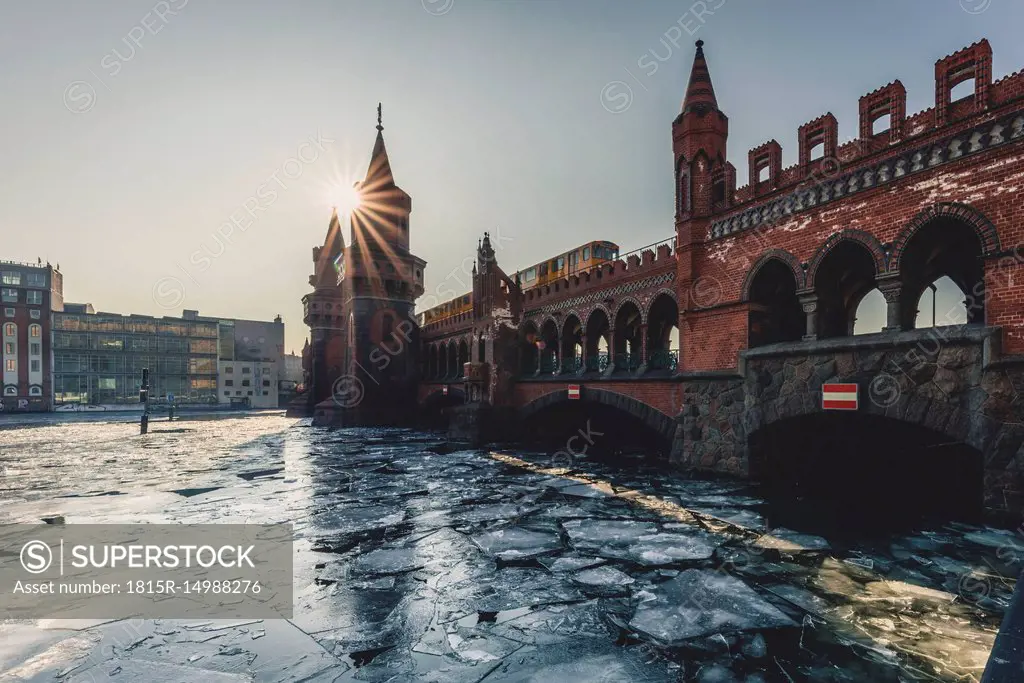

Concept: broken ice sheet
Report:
left=538, top=555, right=605, bottom=572
left=599, top=530, right=722, bottom=566
left=753, top=527, right=831, bottom=552
left=438, top=567, right=585, bottom=620
left=446, top=627, right=522, bottom=664
left=562, top=519, right=658, bottom=549
left=571, top=565, right=635, bottom=588
left=471, top=527, right=563, bottom=560
left=628, top=569, right=797, bottom=645
left=350, top=547, right=426, bottom=575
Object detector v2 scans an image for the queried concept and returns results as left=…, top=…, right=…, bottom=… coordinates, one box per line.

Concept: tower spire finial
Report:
left=376, top=103, right=383, bottom=132
left=682, top=40, right=718, bottom=115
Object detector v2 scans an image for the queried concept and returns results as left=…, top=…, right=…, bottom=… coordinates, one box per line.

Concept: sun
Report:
left=330, top=181, right=363, bottom=215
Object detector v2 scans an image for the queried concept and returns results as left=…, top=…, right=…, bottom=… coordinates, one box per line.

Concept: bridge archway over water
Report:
left=749, top=411, right=984, bottom=531
left=519, top=388, right=676, bottom=458
left=418, top=387, right=466, bottom=429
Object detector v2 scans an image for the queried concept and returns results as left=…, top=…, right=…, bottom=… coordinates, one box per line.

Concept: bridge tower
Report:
left=308, top=105, right=427, bottom=425
left=674, top=40, right=737, bottom=367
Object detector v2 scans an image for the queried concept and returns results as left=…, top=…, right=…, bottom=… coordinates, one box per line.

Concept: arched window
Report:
left=29, top=386, right=42, bottom=396
left=3, top=323, right=14, bottom=337
left=3, top=385, right=15, bottom=396
left=29, top=324, right=41, bottom=338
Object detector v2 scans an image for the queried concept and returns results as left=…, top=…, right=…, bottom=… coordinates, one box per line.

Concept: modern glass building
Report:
left=52, top=305, right=219, bottom=406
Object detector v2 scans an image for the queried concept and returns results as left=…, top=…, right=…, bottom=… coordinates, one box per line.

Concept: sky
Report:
left=2, top=0, right=1022, bottom=352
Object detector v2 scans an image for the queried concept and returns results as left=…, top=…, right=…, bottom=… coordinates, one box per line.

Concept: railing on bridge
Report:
left=521, top=349, right=678, bottom=378
left=585, top=353, right=611, bottom=373
left=647, top=349, right=679, bottom=371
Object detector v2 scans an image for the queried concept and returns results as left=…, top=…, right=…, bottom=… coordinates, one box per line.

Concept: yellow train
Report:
left=516, top=240, right=620, bottom=289
left=422, top=293, right=473, bottom=325
left=420, top=240, right=620, bottom=325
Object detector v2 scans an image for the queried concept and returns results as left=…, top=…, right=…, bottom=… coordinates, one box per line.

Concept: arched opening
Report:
left=646, top=294, right=680, bottom=371
left=538, top=319, right=559, bottom=374
left=418, top=388, right=466, bottom=431
left=950, top=78, right=976, bottom=103
left=898, top=217, right=984, bottom=329
left=476, top=333, right=486, bottom=364
left=852, top=289, right=886, bottom=335
left=438, top=343, right=449, bottom=379
left=809, top=141, right=825, bottom=161
left=425, top=344, right=435, bottom=379
left=584, top=309, right=611, bottom=373
left=750, top=413, right=983, bottom=534
left=747, top=259, right=803, bottom=347
left=447, top=343, right=458, bottom=379
left=871, top=113, right=892, bottom=136
left=519, top=322, right=539, bottom=376
left=457, top=339, right=469, bottom=378
left=813, top=241, right=880, bottom=338
left=521, top=393, right=673, bottom=461
left=560, top=315, right=583, bottom=374
left=613, top=302, right=642, bottom=371
left=914, top=276, right=968, bottom=328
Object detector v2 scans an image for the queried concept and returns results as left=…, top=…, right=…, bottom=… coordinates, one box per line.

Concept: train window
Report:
left=583, top=247, right=590, bottom=261
left=556, top=257, right=564, bottom=270
left=569, top=251, right=578, bottom=266
left=524, top=268, right=536, bottom=282
left=463, top=295, right=470, bottom=304
left=540, top=263, right=548, bottom=276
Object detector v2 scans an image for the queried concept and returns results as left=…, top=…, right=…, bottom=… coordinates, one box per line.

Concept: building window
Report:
left=25, top=291, right=42, bottom=306
left=30, top=359, right=40, bottom=372
left=29, top=310, right=40, bottom=319
left=3, top=386, right=15, bottom=396
left=3, top=308, right=13, bottom=318
left=263, top=391, right=269, bottom=396
left=225, top=366, right=233, bottom=373
left=262, top=368, right=270, bottom=375
left=236, top=391, right=241, bottom=396
left=1, top=272, right=21, bottom=286
left=262, top=379, right=270, bottom=387
left=242, top=379, right=250, bottom=387
left=1, top=289, right=16, bottom=303
left=225, top=379, right=233, bottom=387
left=242, top=367, right=251, bottom=374
left=3, top=323, right=15, bottom=337
left=26, top=273, right=45, bottom=287
left=224, top=391, right=230, bottom=396
left=29, top=386, right=42, bottom=396
left=4, top=343, right=12, bottom=355
left=29, top=343, right=40, bottom=356
left=29, top=325, right=41, bottom=338
left=5, top=359, right=15, bottom=372
left=247, top=391, right=252, bottom=396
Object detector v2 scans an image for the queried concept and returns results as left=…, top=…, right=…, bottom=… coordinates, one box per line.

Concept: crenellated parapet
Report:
left=708, top=39, right=1024, bottom=241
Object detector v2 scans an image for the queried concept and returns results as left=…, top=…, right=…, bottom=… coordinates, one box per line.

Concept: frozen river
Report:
left=0, top=412, right=1020, bottom=682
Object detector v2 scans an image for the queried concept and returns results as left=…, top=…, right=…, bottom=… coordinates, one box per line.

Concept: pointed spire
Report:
left=682, top=40, right=719, bottom=115
left=366, top=103, right=394, bottom=184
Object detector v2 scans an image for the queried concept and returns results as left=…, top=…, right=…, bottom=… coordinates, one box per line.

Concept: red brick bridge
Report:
left=412, top=39, right=1024, bottom=519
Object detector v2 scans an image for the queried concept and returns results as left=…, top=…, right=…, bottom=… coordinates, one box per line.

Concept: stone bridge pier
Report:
left=679, top=327, right=1023, bottom=519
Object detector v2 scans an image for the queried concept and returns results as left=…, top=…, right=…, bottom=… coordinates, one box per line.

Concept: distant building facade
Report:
left=0, top=260, right=63, bottom=412
left=205, top=313, right=285, bottom=409
left=52, top=306, right=219, bottom=406
left=52, top=307, right=286, bottom=409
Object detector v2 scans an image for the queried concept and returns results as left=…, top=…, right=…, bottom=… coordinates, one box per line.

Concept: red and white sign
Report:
left=822, top=383, right=858, bottom=410
left=567, top=385, right=581, bottom=400
left=442, top=386, right=448, bottom=396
